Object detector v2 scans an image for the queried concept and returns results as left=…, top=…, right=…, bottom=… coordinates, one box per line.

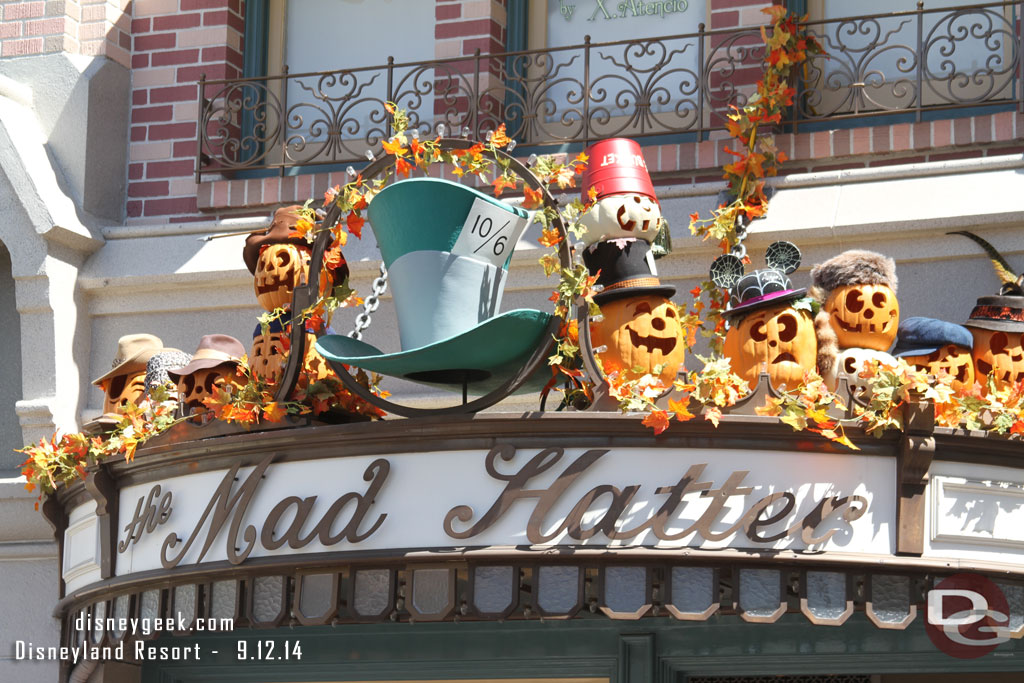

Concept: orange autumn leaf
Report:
left=490, top=124, right=511, bottom=148
left=262, top=401, right=287, bottom=422
left=346, top=211, right=364, bottom=239
left=290, top=217, right=315, bottom=240
left=523, top=185, right=544, bottom=209
left=668, top=397, right=695, bottom=421
left=642, top=410, right=671, bottom=435
left=565, top=319, right=579, bottom=344
left=492, top=175, right=517, bottom=197
left=382, top=138, right=408, bottom=157
left=395, top=157, right=413, bottom=178
left=324, top=246, right=345, bottom=271
left=539, top=226, right=563, bottom=247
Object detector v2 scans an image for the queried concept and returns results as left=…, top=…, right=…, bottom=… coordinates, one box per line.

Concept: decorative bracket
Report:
left=896, top=398, right=936, bottom=556
left=84, top=465, right=118, bottom=579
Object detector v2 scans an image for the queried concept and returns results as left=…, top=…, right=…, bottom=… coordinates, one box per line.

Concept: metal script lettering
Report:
left=118, top=485, right=172, bottom=553
left=444, top=446, right=869, bottom=546
left=159, top=456, right=389, bottom=569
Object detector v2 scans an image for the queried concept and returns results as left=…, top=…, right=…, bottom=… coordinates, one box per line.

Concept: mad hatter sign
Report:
left=101, top=446, right=893, bottom=579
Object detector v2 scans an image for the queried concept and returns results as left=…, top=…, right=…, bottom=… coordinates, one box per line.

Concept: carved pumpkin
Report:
left=251, top=330, right=289, bottom=383
left=590, top=294, right=685, bottom=384
left=102, top=371, right=148, bottom=415
left=177, top=367, right=232, bottom=417
left=825, top=284, right=900, bottom=351
left=970, top=328, right=1024, bottom=392
left=829, top=348, right=897, bottom=397
left=723, top=303, right=816, bottom=391
left=303, top=332, right=334, bottom=382
left=902, top=344, right=976, bottom=393
left=579, top=194, right=662, bottom=246
left=254, top=244, right=311, bottom=311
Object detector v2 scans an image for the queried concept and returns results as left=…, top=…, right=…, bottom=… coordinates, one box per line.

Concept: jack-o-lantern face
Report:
left=903, top=344, right=976, bottom=393
left=102, top=371, right=148, bottom=415
left=251, top=331, right=289, bottom=383
left=177, top=367, right=231, bottom=416
left=723, top=304, right=816, bottom=391
left=830, top=348, right=897, bottom=397
left=254, top=244, right=311, bottom=311
left=590, top=295, right=685, bottom=385
left=825, top=284, right=899, bottom=351
left=303, top=332, right=334, bottom=382
left=579, top=195, right=662, bottom=246
left=970, top=328, right=1024, bottom=392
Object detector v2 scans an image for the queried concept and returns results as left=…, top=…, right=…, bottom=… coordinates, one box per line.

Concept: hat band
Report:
left=970, top=304, right=1024, bottom=323
left=192, top=349, right=239, bottom=364
left=736, top=289, right=800, bottom=308
left=603, top=277, right=662, bottom=292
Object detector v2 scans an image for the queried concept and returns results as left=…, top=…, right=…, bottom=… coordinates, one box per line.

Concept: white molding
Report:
left=930, top=476, right=1024, bottom=550
left=62, top=504, right=101, bottom=589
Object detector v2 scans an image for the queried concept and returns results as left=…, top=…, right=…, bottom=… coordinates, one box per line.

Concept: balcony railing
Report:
left=196, top=1, right=1022, bottom=180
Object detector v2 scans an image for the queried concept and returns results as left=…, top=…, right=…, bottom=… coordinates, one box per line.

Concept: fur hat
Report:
left=810, top=250, right=898, bottom=379
left=810, top=250, right=898, bottom=296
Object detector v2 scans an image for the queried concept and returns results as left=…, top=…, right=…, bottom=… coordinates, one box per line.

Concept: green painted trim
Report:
left=505, top=0, right=529, bottom=141
left=786, top=0, right=808, bottom=17
left=242, top=0, right=269, bottom=79
left=239, top=0, right=269, bottom=166
left=142, top=614, right=1024, bottom=683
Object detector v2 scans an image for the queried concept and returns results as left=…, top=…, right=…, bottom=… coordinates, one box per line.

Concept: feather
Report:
left=949, top=230, right=1023, bottom=295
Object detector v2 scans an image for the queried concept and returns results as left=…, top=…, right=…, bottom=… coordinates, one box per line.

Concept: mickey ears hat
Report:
left=167, top=334, right=246, bottom=381
left=893, top=317, right=974, bottom=357
left=243, top=206, right=332, bottom=274
left=93, top=334, right=174, bottom=385
left=710, top=241, right=806, bottom=319
left=580, top=138, right=656, bottom=203
left=582, top=238, right=675, bottom=304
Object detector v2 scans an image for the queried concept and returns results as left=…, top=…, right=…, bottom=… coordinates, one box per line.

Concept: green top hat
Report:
left=317, top=177, right=551, bottom=394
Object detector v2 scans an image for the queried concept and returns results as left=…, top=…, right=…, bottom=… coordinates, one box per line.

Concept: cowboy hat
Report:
left=92, top=334, right=168, bottom=385
left=315, top=177, right=552, bottom=393
left=166, top=334, right=246, bottom=381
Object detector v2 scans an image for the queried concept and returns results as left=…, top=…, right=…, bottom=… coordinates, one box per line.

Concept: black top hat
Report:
left=582, top=239, right=676, bottom=305
left=964, top=295, right=1024, bottom=332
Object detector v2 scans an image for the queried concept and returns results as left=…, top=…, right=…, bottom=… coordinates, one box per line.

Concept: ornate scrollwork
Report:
left=197, top=3, right=1022, bottom=178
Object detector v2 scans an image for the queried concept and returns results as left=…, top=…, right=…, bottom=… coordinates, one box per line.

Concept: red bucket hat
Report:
left=580, top=138, right=656, bottom=203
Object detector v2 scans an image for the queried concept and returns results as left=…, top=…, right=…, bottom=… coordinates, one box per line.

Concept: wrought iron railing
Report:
left=196, top=1, right=1022, bottom=180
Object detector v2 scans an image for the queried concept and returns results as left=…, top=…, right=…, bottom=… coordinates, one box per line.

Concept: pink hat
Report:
left=580, top=138, right=656, bottom=203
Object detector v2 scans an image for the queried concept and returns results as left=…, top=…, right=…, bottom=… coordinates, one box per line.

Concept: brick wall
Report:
left=434, top=0, right=505, bottom=60
left=2, top=0, right=1019, bottom=222
left=126, top=0, right=243, bottom=222
left=0, top=0, right=129, bottom=66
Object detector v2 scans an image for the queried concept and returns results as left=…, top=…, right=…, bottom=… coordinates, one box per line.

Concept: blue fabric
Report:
left=893, top=316, right=973, bottom=357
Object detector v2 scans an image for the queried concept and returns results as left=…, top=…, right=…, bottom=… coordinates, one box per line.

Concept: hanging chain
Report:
left=731, top=213, right=749, bottom=261
left=349, top=263, right=389, bottom=340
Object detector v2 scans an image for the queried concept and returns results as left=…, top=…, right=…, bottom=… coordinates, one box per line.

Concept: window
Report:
left=800, top=0, right=1019, bottom=120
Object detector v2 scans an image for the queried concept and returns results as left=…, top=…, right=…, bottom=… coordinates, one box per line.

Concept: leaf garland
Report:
left=688, top=6, right=824, bottom=354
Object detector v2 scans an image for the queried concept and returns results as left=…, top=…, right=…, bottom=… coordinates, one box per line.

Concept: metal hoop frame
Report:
left=272, top=138, right=572, bottom=417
